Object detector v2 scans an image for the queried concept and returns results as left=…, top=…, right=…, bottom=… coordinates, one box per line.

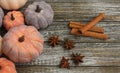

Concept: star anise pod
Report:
left=48, top=35, right=61, bottom=47
left=59, top=56, right=70, bottom=69
left=63, top=39, right=75, bottom=50
left=71, top=53, right=84, bottom=65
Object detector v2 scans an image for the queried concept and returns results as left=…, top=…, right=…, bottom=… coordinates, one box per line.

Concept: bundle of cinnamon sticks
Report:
left=69, top=13, right=109, bottom=40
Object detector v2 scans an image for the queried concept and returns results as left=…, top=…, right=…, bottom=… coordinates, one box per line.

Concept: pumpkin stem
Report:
left=35, top=5, right=41, bottom=13
left=18, top=36, right=25, bottom=42
left=11, top=14, right=15, bottom=20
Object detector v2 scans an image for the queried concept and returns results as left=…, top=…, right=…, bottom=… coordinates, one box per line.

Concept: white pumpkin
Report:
left=0, top=0, right=28, bottom=10
left=0, top=36, right=2, bottom=56
left=24, top=1, right=54, bottom=29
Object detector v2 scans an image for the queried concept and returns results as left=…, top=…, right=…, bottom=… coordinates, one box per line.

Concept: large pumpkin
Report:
left=0, top=7, right=4, bottom=27
left=2, top=25, right=44, bottom=63
left=24, top=1, right=54, bottom=29
left=3, top=11, right=25, bottom=30
left=0, top=58, right=17, bottom=73
left=0, top=0, right=28, bottom=10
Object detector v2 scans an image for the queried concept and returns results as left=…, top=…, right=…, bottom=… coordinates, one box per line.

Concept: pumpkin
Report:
left=3, top=11, right=25, bottom=30
left=2, top=25, right=44, bottom=63
left=0, top=7, right=4, bottom=27
left=0, top=36, right=2, bottom=56
left=24, top=1, right=54, bottom=29
left=0, top=58, right=17, bottom=73
left=0, top=0, right=28, bottom=10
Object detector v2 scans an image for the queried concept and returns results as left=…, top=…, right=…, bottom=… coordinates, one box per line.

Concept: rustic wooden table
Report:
left=16, top=0, right=120, bottom=73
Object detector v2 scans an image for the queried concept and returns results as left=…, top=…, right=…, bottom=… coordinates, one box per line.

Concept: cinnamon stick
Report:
left=79, top=13, right=105, bottom=33
left=71, top=28, right=108, bottom=40
left=70, top=21, right=104, bottom=33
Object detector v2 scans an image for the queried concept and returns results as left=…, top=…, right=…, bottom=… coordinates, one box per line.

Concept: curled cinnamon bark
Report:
left=71, top=28, right=109, bottom=40
left=70, top=21, right=104, bottom=33
left=79, top=13, right=105, bottom=33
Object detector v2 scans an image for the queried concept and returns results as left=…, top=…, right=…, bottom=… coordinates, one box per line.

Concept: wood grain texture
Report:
left=14, top=0, right=120, bottom=72
left=28, top=0, right=120, bottom=3
left=16, top=43, right=120, bottom=66
left=24, top=0, right=120, bottom=22
left=17, top=66, right=120, bottom=73
left=40, top=21, right=120, bottom=43
left=14, top=0, right=120, bottom=66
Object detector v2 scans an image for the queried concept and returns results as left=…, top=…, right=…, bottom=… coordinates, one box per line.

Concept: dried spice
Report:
left=63, top=39, right=75, bottom=50
left=71, top=53, right=84, bottom=65
left=71, top=28, right=108, bottom=40
left=69, top=13, right=109, bottom=40
left=48, top=35, right=61, bottom=47
left=59, top=56, right=70, bottom=69
left=70, top=21, right=104, bottom=33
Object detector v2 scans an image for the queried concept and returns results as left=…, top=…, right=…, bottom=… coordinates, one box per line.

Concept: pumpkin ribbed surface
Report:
left=0, top=58, right=17, bottom=73
left=0, top=0, right=28, bottom=10
left=2, top=25, right=44, bottom=63
left=0, top=7, right=4, bottom=27
left=3, top=11, right=24, bottom=30
left=24, top=1, right=54, bottom=29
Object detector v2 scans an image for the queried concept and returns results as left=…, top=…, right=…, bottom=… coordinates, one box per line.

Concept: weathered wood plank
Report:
left=39, top=21, right=120, bottom=43
left=29, top=0, right=120, bottom=3
left=16, top=43, right=120, bottom=66
left=14, top=0, right=120, bottom=72
left=50, top=3, right=120, bottom=7
left=21, top=0, right=120, bottom=22
left=17, top=66, right=120, bottom=73
left=52, top=5, right=120, bottom=22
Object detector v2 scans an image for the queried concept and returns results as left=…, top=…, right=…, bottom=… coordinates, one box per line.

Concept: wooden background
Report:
left=14, top=0, right=120, bottom=73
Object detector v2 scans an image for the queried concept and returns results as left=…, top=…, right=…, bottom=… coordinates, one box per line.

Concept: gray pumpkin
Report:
left=0, top=7, right=4, bottom=27
left=24, top=1, right=54, bottom=29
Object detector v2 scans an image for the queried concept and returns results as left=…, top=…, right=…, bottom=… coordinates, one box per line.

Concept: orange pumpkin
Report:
left=3, top=11, right=24, bottom=30
left=2, top=25, right=44, bottom=63
left=0, top=58, right=17, bottom=73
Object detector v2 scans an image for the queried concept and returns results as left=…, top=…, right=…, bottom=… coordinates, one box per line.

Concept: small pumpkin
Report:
left=3, top=11, right=25, bottom=30
left=2, top=25, right=44, bottom=63
left=0, top=36, right=2, bottom=56
left=24, top=1, right=54, bottom=29
left=0, top=58, right=17, bottom=73
left=0, top=0, right=28, bottom=10
left=0, top=7, right=4, bottom=27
